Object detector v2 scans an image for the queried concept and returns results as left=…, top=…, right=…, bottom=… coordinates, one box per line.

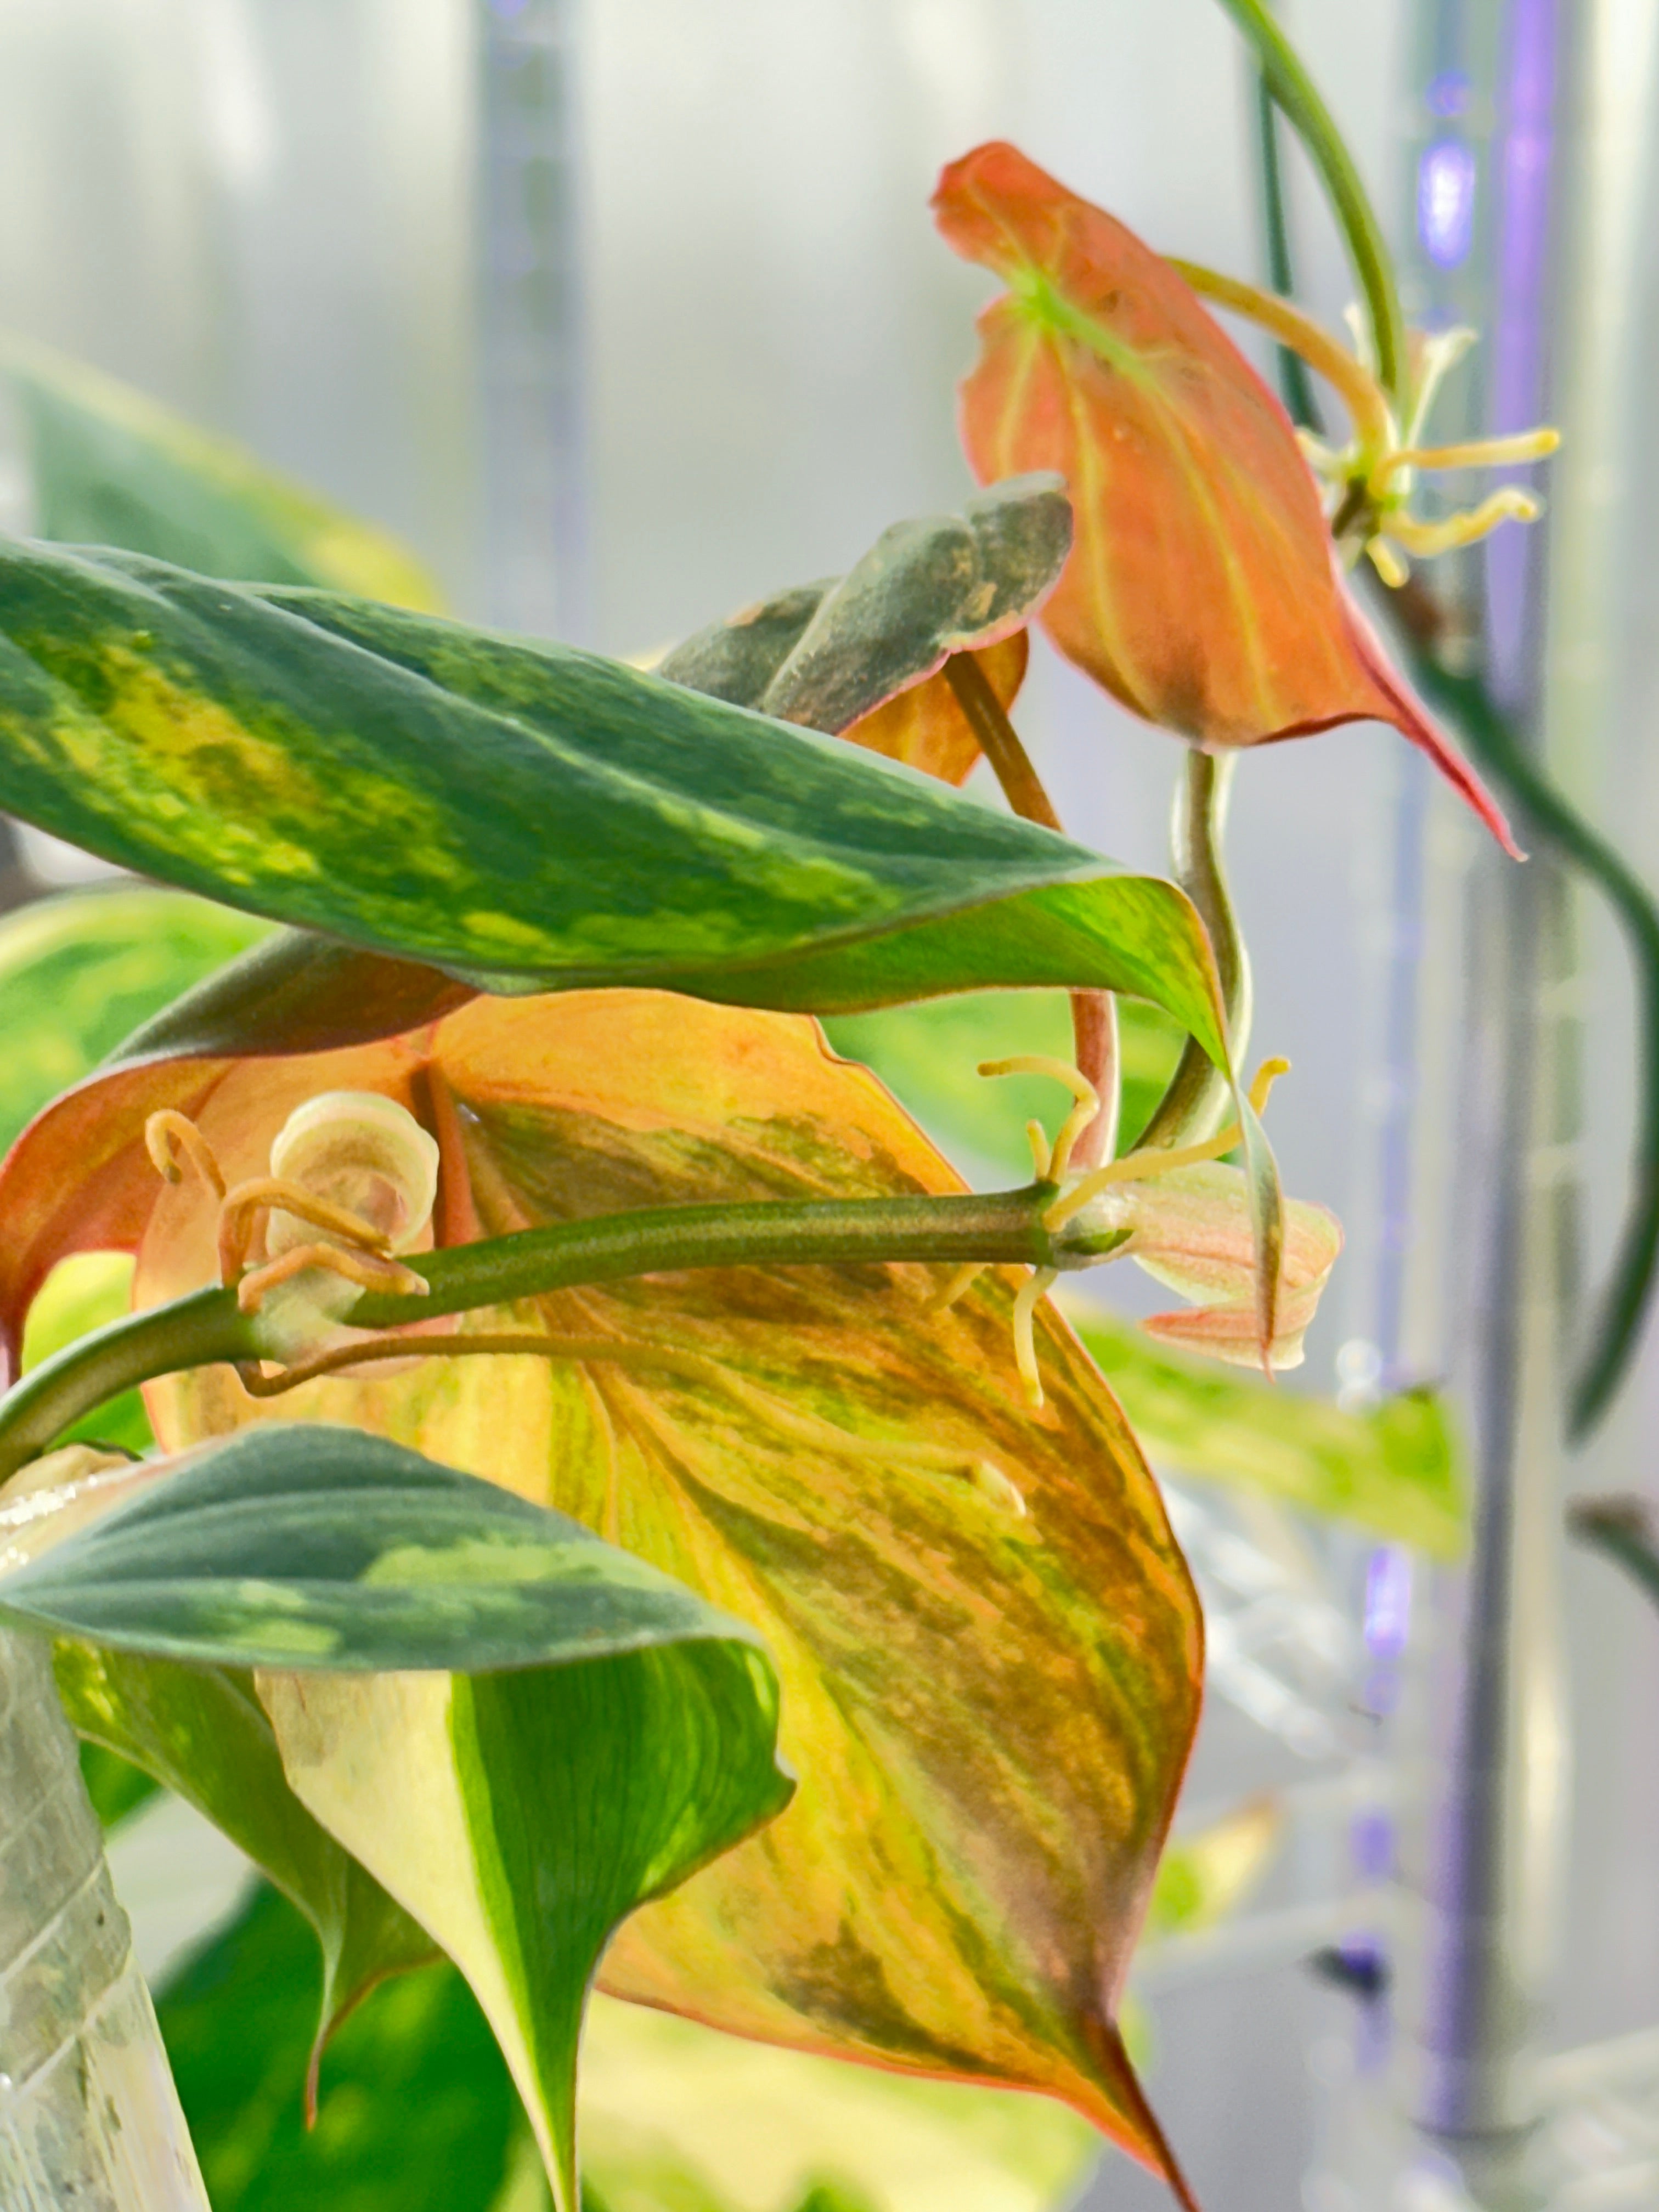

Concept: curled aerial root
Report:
left=977, top=1054, right=1103, bottom=1182
left=1046, top=1056, right=1291, bottom=1233
left=927, top=1261, right=988, bottom=1314
left=144, top=1110, right=226, bottom=1200
left=1011, top=1266, right=1058, bottom=1410
left=218, top=1176, right=398, bottom=1287
left=235, top=1241, right=430, bottom=1317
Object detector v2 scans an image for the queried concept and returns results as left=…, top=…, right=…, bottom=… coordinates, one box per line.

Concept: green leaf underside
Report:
left=1073, top=1309, right=1466, bottom=1556
left=0, top=541, right=1226, bottom=1061
left=2, top=339, right=442, bottom=607
left=54, top=1639, right=436, bottom=2046
left=0, top=886, right=268, bottom=1156
left=160, top=1878, right=1094, bottom=2212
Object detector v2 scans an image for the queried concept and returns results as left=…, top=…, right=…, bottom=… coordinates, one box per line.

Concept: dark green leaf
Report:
left=0, top=540, right=1228, bottom=1061
left=8, top=1425, right=791, bottom=2209
left=659, top=476, right=1070, bottom=733
left=0, top=1425, right=787, bottom=1675
left=159, top=1881, right=526, bottom=2212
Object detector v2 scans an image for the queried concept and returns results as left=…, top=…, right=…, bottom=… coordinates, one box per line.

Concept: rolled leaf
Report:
left=660, top=474, right=1070, bottom=783
left=56, top=1639, right=436, bottom=2063
left=0, top=1424, right=791, bottom=2211
left=0, top=539, right=1230, bottom=1043
left=5, top=988, right=1203, bottom=2193
left=1, top=338, right=442, bottom=607
left=932, top=141, right=1513, bottom=850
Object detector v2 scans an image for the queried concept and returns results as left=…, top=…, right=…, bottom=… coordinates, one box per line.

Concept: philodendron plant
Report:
left=5, top=5, right=1647, bottom=2208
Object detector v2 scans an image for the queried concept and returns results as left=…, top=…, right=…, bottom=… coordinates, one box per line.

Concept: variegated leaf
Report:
left=3, top=988, right=1203, bottom=2197
left=0, top=538, right=1229, bottom=1043
left=0, top=1424, right=789, bottom=2211
left=1, top=338, right=442, bottom=607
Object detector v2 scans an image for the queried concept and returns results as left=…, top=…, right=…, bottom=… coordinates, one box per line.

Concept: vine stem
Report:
left=0, top=1187, right=1066, bottom=1481
left=943, top=652, right=1120, bottom=1165
left=1383, top=582, right=1659, bottom=1439
left=1211, top=0, right=1407, bottom=407
left=1137, top=749, right=1251, bottom=1149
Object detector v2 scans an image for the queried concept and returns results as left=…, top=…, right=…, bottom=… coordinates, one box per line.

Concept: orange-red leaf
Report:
left=932, top=140, right=1514, bottom=851
left=0, top=991, right=1203, bottom=2203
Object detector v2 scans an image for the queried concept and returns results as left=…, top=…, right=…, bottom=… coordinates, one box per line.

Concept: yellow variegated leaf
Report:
left=29, top=989, right=1202, bottom=2198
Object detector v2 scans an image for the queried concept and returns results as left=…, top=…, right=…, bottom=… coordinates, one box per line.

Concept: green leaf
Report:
left=659, top=475, right=1069, bottom=735
left=822, top=991, right=1184, bottom=1181
left=9, top=1426, right=792, bottom=2212
left=159, top=1879, right=1095, bottom=2212
left=2, top=338, right=442, bottom=606
left=0, top=885, right=267, bottom=1155
left=78, top=1736, right=160, bottom=1829
left=55, top=1638, right=436, bottom=2057
left=0, top=540, right=1228, bottom=1060
left=0, top=1426, right=782, bottom=1676
left=159, top=1881, right=525, bottom=2212
left=1070, top=1306, right=1466, bottom=1556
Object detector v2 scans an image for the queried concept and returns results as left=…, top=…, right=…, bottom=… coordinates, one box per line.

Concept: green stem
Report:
left=1137, top=751, right=1250, bottom=1148
left=1252, top=67, right=1323, bottom=433
left=1247, top=25, right=1659, bottom=1437
left=1212, top=0, right=1407, bottom=408
left=0, top=1189, right=1063, bottom=1481
left=0, top=1288, right=257, bottom=1481
left=1384, top=591, right=1659, bottom=1440
left=943, top=651, right=1119, bottom=1165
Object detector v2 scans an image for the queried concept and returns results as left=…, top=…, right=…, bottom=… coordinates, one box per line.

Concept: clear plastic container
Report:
left=0, top=1629, right=208, bottom=2209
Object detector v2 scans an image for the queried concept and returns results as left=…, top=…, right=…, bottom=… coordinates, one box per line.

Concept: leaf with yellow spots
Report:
left=0, top=989, right=1204, bottom=2204
left=1, top=337, right=443, bottom=608
left=0, top=537, right=1231, bottom=1056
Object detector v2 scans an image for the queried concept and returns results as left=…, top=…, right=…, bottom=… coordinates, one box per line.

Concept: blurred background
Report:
left=0, top=2, right=1657, bottom=2207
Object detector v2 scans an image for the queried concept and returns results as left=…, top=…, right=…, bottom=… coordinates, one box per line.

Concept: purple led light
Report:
left=1418, top=140, right=1477, bottom=267
left=1364, top=1545, right=1413, bottom=1658
left=1352, top=1806, right=1396, bottom=1881
left=1427, top=71, right=1472, bottom=119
